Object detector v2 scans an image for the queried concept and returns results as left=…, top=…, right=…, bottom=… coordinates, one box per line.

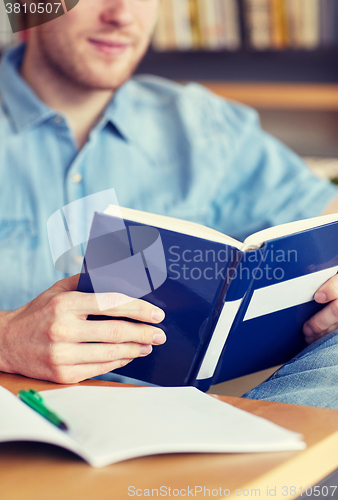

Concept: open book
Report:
left=0, top=386, right=305, bottom=468
left=77, top=206, right=338, bottom=391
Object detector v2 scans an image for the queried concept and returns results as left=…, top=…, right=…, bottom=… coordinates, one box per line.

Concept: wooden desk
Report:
left=1, top=373, right=338, bottom=500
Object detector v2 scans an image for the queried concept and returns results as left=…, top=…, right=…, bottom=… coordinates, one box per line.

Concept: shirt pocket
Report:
left=0, top=219, right=37, bottom=310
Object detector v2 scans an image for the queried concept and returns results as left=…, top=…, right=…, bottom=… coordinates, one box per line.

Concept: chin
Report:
left=79, top=58, right=140, bottom=90
left=81, top=72, right=133, bottom=91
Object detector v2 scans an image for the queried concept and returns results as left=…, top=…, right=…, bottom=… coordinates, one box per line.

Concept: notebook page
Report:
left=41, top=386, right=305, bottom=468
left=0, top=386, right=85, bottom=460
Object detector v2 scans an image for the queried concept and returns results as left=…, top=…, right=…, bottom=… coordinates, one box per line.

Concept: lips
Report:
left=88, top=38, right=131, bottom=55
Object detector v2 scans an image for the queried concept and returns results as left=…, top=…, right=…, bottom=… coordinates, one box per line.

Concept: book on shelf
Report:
left=320, top=0, right=336, bottom=48
left=244, top=0, right=272, bottom=50
left=221, top=0, right=242, bottom=50
left=189, top=0, right=202, bottom=49
left=172, top=0, right=193, bottom=50
left=196, top=0, right=220, bottom=50
left=270, top=0, right=288, bottom=49
left=299, top=0, right=320, bottom=49
left=0, top=385, right=305, bottom=468
left=77, top=205, right=338, bottom=392
left=152, top=0, right=177, bottom=51
left=152, top=0, right=332, bottom=52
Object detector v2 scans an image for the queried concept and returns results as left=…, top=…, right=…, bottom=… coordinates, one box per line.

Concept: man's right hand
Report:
left=0, top=274, right=166, bottom=384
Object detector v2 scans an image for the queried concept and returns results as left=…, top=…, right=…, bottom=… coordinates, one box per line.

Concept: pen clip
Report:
left=27, top=389, right=44, bottom=403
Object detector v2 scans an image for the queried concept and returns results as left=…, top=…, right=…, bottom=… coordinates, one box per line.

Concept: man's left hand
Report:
left=303, top=274, right=338, bottom=344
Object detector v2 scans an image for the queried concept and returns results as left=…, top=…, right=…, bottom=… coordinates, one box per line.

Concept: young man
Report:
left=0, top=0, right=338, bottom=407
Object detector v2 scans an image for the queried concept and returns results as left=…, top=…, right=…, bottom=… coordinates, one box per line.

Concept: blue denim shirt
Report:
left=0, top=44, right=337, bottom=311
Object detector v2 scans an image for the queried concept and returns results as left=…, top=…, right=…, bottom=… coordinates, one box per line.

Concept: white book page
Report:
left=242, top=212, right=338, bottom=251
left=105, top=207, right=338, bottom=253
left=104, top=205, right=242, bottom=249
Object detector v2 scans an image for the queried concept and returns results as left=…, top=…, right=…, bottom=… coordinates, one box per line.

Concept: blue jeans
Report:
left=243, top=331, right=338, bottom=409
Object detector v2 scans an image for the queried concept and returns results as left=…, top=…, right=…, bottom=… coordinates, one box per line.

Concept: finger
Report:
left=82, top=320, right=166, bottom=344
left=303, top=299, right=338, bottom=342
left=49, top=359, right=134, bottom=384
left=46, top=341, right=153, bottom=366
left=314, top=273, right=338, bottom=303
left=63, top=291, right=165, bottom=324
left=49, top=319, right=166, bottom=345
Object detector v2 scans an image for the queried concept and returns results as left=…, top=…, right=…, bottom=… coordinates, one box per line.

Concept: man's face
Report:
left=33, top=0, right=159, bottom=90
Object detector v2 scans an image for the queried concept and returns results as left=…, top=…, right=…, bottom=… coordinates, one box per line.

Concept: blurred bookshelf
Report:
left=136, top=0, right=338, bottom=176
left=137, top=0, right=338, bottom=105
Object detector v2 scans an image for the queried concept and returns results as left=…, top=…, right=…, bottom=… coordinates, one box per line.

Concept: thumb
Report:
left=52, top=274, right=81, bottom=293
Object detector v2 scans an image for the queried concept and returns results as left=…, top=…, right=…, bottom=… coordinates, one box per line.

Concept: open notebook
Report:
left=0, top=386, right=305, bottom=467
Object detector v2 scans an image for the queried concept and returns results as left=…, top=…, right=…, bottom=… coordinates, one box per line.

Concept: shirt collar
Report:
left=103, top=80, right=142, bottom=144
left=0, top=44, right=56, bottom=132
left=104, top=76, right=170, bottom=147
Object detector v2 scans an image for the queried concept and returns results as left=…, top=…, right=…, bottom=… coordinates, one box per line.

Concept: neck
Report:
left=21, top=41, right=114, bottom=149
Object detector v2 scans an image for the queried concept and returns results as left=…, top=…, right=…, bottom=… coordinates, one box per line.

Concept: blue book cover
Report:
left=77, top=208, right=338, bottom=391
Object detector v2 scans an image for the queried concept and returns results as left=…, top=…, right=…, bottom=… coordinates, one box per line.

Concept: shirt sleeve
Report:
left=208, top=96, right=338, bottom=241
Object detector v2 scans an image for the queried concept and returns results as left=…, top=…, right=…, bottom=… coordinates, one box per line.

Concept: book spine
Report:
left=244, top=0, right=272, bottom=50
left=152, top=0, right=170, bottom=51
left=219, top=0, right=242, bottom=50
left=172, top=0, right=193, bottom=50
left=270, top=0, right=289, bottom=50
left=191, top=249, right=244, bottom=390
left=320, top=0, right=335, bottom=48
left=237, top=0, right=249, bottom=47
left=209, top=247, right=269, bottom=386
left=285, top=0, right=320, bottom=49
left=197, top=0, right=220, bottom=49
left=189, top=0, right=203, bottom=49
left=335, top=0, right=338, bottom=47
left=300, top=0, right=320, bottom=49
left=152, top=0, right=177, bottom=51
left=285, top=0, right=302, bottom=48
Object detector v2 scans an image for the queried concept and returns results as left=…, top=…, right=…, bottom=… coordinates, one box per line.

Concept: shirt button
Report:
left=73, top=254, right=83, bottom=265
left=72, top=173, right=82, bottom=183
left=54, top=115, right=63, bottom=124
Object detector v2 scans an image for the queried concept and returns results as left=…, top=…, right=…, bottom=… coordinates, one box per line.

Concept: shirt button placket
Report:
left=65, top=155, right=87, bottom=275
left=71, top=173, right=83, bottom=184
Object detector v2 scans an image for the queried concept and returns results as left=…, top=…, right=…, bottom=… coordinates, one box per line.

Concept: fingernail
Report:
left=314, top=291, right=327, bottom=303
left=140, top=345, right=152, bottom=356
left=303, top=325, right=314, bottom=337
left=152, top=308, right=165, bottom=322
left=304, top=326, right=315, bottom=343
left=153, top=331, right=166, bottom=345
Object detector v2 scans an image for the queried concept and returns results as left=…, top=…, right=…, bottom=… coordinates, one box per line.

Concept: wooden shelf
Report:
left=137, top=49, right=338, bottom=85
left=198, top=82, right=338, bottom=110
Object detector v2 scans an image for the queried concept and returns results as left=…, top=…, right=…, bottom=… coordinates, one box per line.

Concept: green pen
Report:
left=18, top=389, right=68, bottom=431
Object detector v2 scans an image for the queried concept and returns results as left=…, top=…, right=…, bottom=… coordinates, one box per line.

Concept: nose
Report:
left=100, top=0, right=134, bottom=28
